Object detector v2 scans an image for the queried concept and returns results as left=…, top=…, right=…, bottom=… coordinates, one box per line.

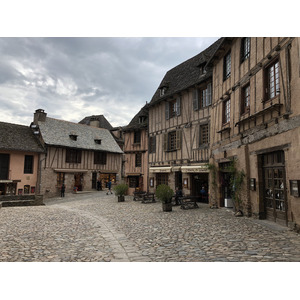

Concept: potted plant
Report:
left=113, top=183, right=128, bottom=202
left=155, top=184, right=174, bottom=212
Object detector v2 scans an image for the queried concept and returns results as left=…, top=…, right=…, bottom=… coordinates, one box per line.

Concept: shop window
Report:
left=156, top=173, right=168, bottom=187
left=24, top=185, right=30, bottom=194
left=129, top=176, right=139, bottom=188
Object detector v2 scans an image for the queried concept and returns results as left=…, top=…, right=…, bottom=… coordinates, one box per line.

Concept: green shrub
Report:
left=155, top=184, right=174, bottom=203
left=113, top=183, right=128, bottom=196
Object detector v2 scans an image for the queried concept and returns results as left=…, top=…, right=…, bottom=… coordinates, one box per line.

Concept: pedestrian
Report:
left=106, top=180, right=113, bottom=195
left=174, top=187, right=183, bottom=205
left=61, top=183, right=66, bottom=198
left=200, top=186, right=207, bottom=202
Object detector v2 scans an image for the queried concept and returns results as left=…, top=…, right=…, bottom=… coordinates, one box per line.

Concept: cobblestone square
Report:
left=1, top=191, right=300, bottom=262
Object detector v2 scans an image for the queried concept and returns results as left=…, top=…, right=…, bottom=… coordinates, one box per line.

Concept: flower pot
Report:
left=162, top=202, right=172, bottom=212
left=118, top=195, right=125, bottom=202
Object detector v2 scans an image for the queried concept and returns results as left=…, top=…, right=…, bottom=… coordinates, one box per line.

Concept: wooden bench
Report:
left=142, top=193, right=156, bottom=203
left=180, top=196, right=199, bottom=210
left=133, top=191, right=146, bottom=201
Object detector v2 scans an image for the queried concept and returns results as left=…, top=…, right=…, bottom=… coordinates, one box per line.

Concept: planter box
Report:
left=162, top=202, right=172, bottom=212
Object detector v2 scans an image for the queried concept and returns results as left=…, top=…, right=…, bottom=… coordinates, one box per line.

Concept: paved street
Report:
left=0, top=191, right=300, bottom=262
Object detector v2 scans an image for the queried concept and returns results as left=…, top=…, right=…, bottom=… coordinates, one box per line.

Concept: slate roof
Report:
left=123, top=103, right=149, bottom=131
left=149, top=38, right=223, bottom=107
left=37, top=117, right=123, bottom=154
left=0, top=121, right=44, bottom=153
left=78, top=115, right=113, bottom=130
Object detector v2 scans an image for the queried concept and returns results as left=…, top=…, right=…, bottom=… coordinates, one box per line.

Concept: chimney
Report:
left=89, top=116, right=100, bottom=128
left=34, top=109, right=47, bottom=123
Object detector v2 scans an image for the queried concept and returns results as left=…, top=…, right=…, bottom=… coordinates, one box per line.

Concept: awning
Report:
left=181, top=165, right=209, bottom=173
left=54, top=169, right=88, bottom=173
left=126, top=173, right=142, bottom=176
left=0, top=180, right=13, bottom=183
left=149, top=167, right=172, bottom=173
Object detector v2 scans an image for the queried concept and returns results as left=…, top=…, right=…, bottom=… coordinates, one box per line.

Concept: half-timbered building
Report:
left=32, top=109, right=123, bottom=198
left=208, top=37, right=300, bottom=230
left=123, top=103, right=149, bottom=195
left=147, top=39, right=222, bottom=200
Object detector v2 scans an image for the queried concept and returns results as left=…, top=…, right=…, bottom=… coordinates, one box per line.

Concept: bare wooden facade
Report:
left=123, top=104, right=149, bottom=195
left=148, top=40, right=222, bottom=200
left=208, top=37, right=300, bottom=229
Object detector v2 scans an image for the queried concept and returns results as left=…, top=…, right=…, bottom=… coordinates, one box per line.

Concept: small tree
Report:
left=226, top=158, right=245, bottom=214
left=155, top=184, right=173, bottom=203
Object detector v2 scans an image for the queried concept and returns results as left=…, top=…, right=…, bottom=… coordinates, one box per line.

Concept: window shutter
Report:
left=165, top=102, right=170, bottom=120
left=207, top=83, right=212, bottom=106
left=176, top=130, right=182, bottom=150
left=163, top=133, right=168, bottom=151
left=193, top=89, right=199, bottom=110
left=176, top=97, right=181, bottom=116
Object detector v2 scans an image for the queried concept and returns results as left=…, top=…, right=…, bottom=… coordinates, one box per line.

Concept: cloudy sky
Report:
left=0, top=37, right=219, bottom=127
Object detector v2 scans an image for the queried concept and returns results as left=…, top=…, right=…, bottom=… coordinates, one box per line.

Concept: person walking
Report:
left=106, top=180, right=113, bottom=195
left=61, top=183, right=66, bottom=198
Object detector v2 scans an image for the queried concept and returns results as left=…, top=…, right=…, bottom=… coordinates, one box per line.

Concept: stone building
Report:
left=147, top=39, right=222, bottom=199
left=0, top=121, right=44, bottom=196
left=207, top=37, right=300, bottom=229
left=122, top=103, right=149, bottom=195
left=32, top=109, right=123, bottom=198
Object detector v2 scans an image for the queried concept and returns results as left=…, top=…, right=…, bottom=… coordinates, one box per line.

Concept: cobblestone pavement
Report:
left=0, top=191, right=300, bottom=262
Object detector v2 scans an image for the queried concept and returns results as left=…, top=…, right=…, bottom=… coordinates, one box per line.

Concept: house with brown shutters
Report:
left=207, top=37, right=300, bottom=230
left=0, top=121, right=44, bottom=196
left=147, top=39, right=222, bottom=199
left=32, top=109, right=123, bottom=198
left=122, top=103, right=149, bottom=195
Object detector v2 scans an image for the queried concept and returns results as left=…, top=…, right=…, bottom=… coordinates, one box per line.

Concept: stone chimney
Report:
left=34, top=109, right=47, bottom=123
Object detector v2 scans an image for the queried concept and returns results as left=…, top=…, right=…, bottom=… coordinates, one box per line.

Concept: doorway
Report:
left=74, top=173, right=83, bottom=191
left=191, top=173, right=209, bottom=203
left=262, top=151, right=287, bottom=225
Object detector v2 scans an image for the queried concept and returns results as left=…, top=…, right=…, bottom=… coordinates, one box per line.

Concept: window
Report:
left=24, top=155, right=34, bottom=174
left=128, top=176, right=139, bottom=188
left=0, top=153, right=10, bottom=180
left=69, top=134, right=78, bottom=141
left=94, top=139, right=101, bottom=144
left=199, top=124, right=209, bottom=146
left=223, top=99, right=231, bottom=124
left=135, top=153, right=142, bottom=167
left=163, top=130, right=182, bottom=152
left=134, top=131, right=141, bottom=144
left=94, top=151, right=107, bottom=164
left=241, top=37, right=250, bottom=62
left=223, top=51, right=231, bottom=80
left=193, top=83, right=212, bottom=110
left=265, top=60, right=280, bottom=100
left=156, top=173, right=168, bottom=186
left=149, top=136, right=156, bottom=153
left=241, top=84, right=250, bottom=114
left=66, top=148, right=82, bottom=163
left=165, top=97, right=181, bottom=120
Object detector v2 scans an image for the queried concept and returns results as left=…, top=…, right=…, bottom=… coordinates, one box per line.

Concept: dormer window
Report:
left=69, top=134, right=78, bottom=141
left=94, top=139, right=102, bottom=145
left=160, top=87, right=167, bottom=97
left=139, top=116, right=147, bottom=124
left=198, top=63, right=206, bottom=75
